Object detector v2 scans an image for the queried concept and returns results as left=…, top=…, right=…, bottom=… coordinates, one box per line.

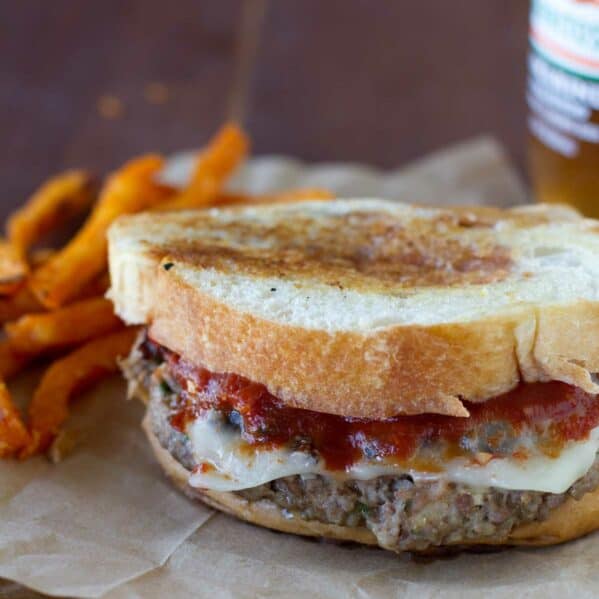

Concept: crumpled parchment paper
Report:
left=5, top=137, right=589, bottom=599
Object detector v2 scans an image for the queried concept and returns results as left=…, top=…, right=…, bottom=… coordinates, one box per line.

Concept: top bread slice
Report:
left=107, top=198, right=599, bottom=419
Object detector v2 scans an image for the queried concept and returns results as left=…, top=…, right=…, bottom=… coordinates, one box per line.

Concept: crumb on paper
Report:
left=47, top=429, right=80, bottom=463
left=144, top=82, right=170, bottom=105
left=97, top=95, right=124, bottom=120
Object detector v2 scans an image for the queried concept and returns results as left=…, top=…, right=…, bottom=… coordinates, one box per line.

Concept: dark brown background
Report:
left=0, top=1, right=529, bottom=221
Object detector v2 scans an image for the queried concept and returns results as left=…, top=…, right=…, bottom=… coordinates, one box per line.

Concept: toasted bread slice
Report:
left=108, top=199, right=599, bottom=418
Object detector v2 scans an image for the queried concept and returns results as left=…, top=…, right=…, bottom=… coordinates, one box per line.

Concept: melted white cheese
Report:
left=187, top=411, right=599, bottom=494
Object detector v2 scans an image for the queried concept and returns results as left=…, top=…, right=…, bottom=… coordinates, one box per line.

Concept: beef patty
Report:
left=122, top=333, right=599, bottom=552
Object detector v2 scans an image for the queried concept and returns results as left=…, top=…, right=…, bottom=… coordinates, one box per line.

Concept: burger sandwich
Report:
left=107, top=198, right=599, bottom=553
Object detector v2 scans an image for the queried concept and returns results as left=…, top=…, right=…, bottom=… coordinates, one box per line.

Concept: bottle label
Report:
left=528, top=0, right=599, bottom=156
left=530, top=0, right=599, bottom=79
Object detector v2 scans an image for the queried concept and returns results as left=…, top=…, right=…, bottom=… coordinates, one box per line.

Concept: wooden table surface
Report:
left=0, top=2, right=528, bottom=596
left=1, top=0, right=529, bottom=223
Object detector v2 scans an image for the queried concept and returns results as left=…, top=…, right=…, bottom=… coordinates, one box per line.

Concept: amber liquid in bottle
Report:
left=529, top=127, right=599, bottom=216
left=527, top=0, right=599, bottom=217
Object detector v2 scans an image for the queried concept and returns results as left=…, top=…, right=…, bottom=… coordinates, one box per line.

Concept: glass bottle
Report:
left=527, top=0, right=599, bottom=216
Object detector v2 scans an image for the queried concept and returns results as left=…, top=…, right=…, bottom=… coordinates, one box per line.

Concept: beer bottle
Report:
left=527, top=0, right=599, bottom=216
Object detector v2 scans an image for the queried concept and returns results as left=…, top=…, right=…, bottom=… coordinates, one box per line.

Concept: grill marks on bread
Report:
left=149, top=211, right=514, bottom=292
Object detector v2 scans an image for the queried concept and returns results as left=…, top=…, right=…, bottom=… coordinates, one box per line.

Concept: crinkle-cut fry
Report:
left=28, top=155, right=173, bottom=309
left=5, top=297, right=123, bottom=354
left=214, top=188, right=334, bottom=207
left=21, top=327, right=139, bottom=457
left=0, top=381, right=29, bottom=457
left=0, top=240, right=28, bottom=296
left=7, top=170, right=98, bottom=252
left=156, top=122, right=249, bottom=212
left=0, top=340, right=31, bottom=380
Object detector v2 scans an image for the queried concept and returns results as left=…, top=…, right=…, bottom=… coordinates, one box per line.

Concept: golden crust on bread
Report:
left=109, top=199, right=599, bottom=418
left=146, top=274, right=599, bottom=418
left=147, top=272, right=511, bottom=418
left=143, top=417, right=599, bottom=550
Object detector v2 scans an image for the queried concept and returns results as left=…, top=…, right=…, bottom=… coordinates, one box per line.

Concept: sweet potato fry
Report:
left=154, top=178, right=222, bottom=212
left=0, top=287, right=42, bottom=324
left=215, top=188, right=334, bottom=207
left=0, top=381, right=29, bottom=457
left=156, top=123, right=249, bottom=211
left=0, top=339, right=31, bottom=380
left=0, top=271, right=108, bottom=325
left=21, top=327, right=139, bottom=457
left=5, top=297, right=122, bottom=354
left=7, top=170, right=97, bottom=252
left=190, top=122, right=249, bottom=189
left=28, top=155, right=172, bottom=309
left=79, top=272, right=111, bottom=298
left=30, top=248, right=56, bottom=267
left=0, top=240, right=28, bottom=295
left=0, top=249, right=56, bottom=315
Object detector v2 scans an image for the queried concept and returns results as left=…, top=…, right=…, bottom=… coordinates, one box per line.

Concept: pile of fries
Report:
left=0, top=123, right=332, bottom=460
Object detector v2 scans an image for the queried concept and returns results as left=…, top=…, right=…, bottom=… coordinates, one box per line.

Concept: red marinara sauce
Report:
left=149, top=340, right=599, bottom=471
